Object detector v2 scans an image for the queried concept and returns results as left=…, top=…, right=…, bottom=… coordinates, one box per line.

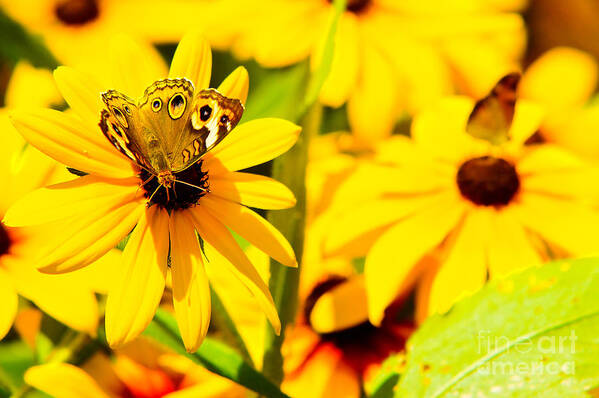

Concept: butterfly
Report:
left=99, top=78, right=244, bottom=197
left=466, top=73, right=520, bottom=145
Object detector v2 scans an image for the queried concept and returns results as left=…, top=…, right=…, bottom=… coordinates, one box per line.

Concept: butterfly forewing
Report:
left=466, top=73, right=520, bottom=145
left=169, top=88, right=244, bottom=172
left=99, top=79, right=243, bottom=178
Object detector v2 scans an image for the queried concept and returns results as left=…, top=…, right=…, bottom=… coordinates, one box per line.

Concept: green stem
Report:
left=261, top=103, right=322, bottom=385
left=210, top=287, right=255, bottom=367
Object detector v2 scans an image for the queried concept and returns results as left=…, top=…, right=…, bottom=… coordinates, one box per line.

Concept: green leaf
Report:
left=0, top=8, right=58, bottom=69
left=300, top=0, right=347, bottom=116
left=242, top=61, right=309, bottom=123
left=210, top=287, right=254, bottom=367
left=366, top=355, right=405, bottom=398
left=395, top=258, right=599, bottom=397
left=0, top=340, right=35, bottom=391
left=144, top=309, right=290, bottom=398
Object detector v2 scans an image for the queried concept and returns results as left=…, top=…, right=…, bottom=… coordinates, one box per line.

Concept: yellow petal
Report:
left=365, top=192, right=466, bottom=326
left=411, top=96, right=485, bottom=162
left=54, top=66, right=106, bottom=126
left=521, top=47, right=598, bottom=112
left=105, top=207, right=169, bottom=348
left=108, top=35, right=168, bottom=97
left=282, top=345, right=360, bottom=398
left=217, top=66, right=249, bottom=105
left=443, top=35, right=523, bottom=98
left=309, top=275, right=368, bottom=334
left=316, top=13, right=359, bottom=107
left=542, top=104, right=599, bottom=158
left=169, top=211, right=211, bottom=352
left=204, top=118, right=301, bottom=172
left=517, top=144, right=585, bottom=175
left=246, top=1, right=327, bottom=68
left=486, top=209, right=543, bottom=278
left=427, top=210, right=488, bottom=315
left=201, top=195, right=297, bottom=267
left=209, top=172, right=296, bottom=210
left=0, top=268, right=17, bottom=340
left=169, top=32, right=212, bottom=90
left=35, top=200, right=145, bottom=274
left=325, top=194, right=447, bottom=257
left=348, top=43, right=397, bottom=143
left=189, top=206, right=281, bottom=334
left=69, top=249, right=123, bottom=295
left=5, top=257, right=98, bottom=334
left=4, top=175, right=139, bottom=226
left=9, top=109, right=134, bottom=178
left=511, top=192, right=599, bottom=257
left=5, top=62, right=62, bottom=109
left=506, top=99, right=545, bottom=148
left=25, top=364, right=109, bottom=398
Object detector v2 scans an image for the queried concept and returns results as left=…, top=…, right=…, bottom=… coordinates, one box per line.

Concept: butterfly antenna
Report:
left=135, top=174, right=156, bottom=195
left=147, top=183, right=163, bottom=203
left=174, top=179, right=208, bottom=193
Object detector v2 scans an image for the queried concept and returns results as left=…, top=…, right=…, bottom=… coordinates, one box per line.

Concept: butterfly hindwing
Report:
left=99, top=91, right=154, bottom=170
left=466, top=73, right=520, bottom=145
left=170, top=88, right=244, bottom=172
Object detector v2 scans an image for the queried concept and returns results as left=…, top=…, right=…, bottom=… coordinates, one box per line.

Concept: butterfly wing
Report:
left=466, top=73, right=520, bottom=145
left=169, top=88, right=244, bottom=172
left=138, top=78, right=195, bottom=152
left=99, top=90, right=156, bottom=171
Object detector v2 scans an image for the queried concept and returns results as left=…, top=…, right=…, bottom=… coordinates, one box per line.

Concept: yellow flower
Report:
left=519, top=47, right=599, bottom=158
left=4, top=32, right=300, bottom=352
left=0, top=62, right=117, bottom=339
left=325, top=94, right=599, bottom=326
left=0, top=0, right=223, bottom=72
left=225, top=0, right=526, bottom=142
left=25, top=337, right=247, bottom=398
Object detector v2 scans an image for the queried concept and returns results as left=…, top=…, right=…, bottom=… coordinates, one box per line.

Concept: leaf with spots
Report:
left=380, top=258, right=599, bottom=397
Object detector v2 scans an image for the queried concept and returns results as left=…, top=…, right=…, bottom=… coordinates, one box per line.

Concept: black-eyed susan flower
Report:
left=518, top=47, right=599, bottom=157
left=0, top=62, right=115, bottom=339
left=4, top=32, right=300, bottom=352
left=25, top=338, right=247, bottom=398
left=325, top=93, right=599, bottom=326
left=224, top=0, right=526, bottom=142
left=0, top=0, right=221, bottom=72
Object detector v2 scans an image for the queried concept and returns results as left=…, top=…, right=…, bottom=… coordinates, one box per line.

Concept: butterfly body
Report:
left=99, top=78, right=244, bottom=195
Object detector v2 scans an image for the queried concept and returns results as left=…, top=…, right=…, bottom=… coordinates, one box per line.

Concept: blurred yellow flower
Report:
left=0, top=0, right=222, bottom=72
left=25, top=338, right=246, bottom=398
left=325, top=94, right=599, bottom=326
left=519, top=46, right=599, bottom=158
left=0, top=62, right=117, bottom=339
left=225, top=0, right=526, bottom=142
left=4, top=32, right=300, bottom=352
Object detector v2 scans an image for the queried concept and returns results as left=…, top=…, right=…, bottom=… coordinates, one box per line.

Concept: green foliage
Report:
left=373, top=258, right=599, bottom=397
left=144, top=309, right=290, bottom=398
left=0, top=8, right=57, bottom=69
left=0, top=340, right=34, bottom=392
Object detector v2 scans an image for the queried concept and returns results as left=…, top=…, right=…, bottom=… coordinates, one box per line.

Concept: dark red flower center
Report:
left=457, top=156, right=520, bottom=206
left=0, top=224, right=12, bottom=257
left=328, top=0, right=371, bottom=13
left=55, top=0, right=99, bottom=25
left=305, top=277, right=412, bottom=376
left=140, top=161, right=209, bottom=211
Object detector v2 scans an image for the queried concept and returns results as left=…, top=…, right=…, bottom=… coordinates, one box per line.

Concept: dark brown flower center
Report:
left=140, top=161, right=209, bottom=211
left=304, top=277, right=412, bottom=376
left=327, top=0, right=371, bottom=13
left=55, top=0, right=99, bottom=25
left=0, top=224, right=12, bottom=257
left=457, top=156, right=520, bottom=206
